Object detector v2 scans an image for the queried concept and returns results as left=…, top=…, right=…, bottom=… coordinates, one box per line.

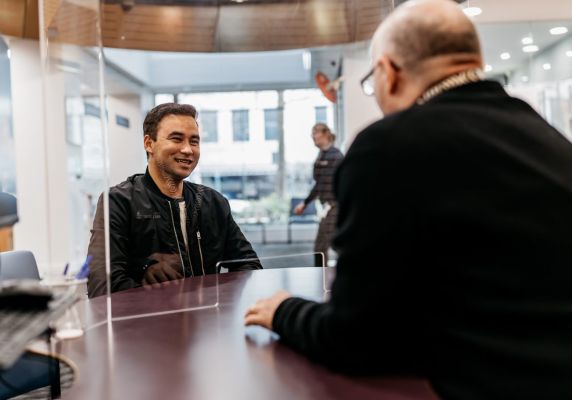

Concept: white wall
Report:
left=9, top=38, right=70, bottom=276
left=108, top=95, right=147, bottom=186
left=342, top=57, right=381, bottom=149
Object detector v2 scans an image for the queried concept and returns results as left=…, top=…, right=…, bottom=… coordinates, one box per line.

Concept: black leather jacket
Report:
left=87, top=171, right=260, bottom=297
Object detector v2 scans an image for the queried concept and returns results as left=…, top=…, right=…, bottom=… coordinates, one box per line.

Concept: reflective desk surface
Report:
left=61, top=268, right=439, bottom=400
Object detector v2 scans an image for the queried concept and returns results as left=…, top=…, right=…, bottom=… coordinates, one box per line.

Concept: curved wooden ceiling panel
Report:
left=100, top=0, right=390, bottom=52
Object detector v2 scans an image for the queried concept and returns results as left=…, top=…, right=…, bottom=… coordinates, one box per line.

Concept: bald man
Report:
left=245, top=1, right=572, bottom=398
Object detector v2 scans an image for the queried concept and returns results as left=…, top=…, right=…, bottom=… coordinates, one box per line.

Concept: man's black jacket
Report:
left=273, top=81, right=572, bottom=400
left=87, top=171, right=260, bottom=297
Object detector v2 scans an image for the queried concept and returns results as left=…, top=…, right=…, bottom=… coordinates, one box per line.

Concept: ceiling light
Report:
left=522, top=45, right=539, bottom=53
left=550, top=27, right=568, bottom=35
left=521, top=37, right=533, bottom=45
left=521, top=76, right=529, bottom=83
left=485, top=64, right=493, bottom=72
left=543, top=63, right=552, bottom=70
left=566, top=51, right=572, bottom=57
left=500, top=52, right=511, bottom=60
left=463, top=7, right=482, bottom=17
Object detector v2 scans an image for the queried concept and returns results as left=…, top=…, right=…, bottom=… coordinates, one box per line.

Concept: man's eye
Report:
left=170, top=137, right=182, bottom=142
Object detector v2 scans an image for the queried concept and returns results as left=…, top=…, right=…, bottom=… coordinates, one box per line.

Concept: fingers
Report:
left=244, top=303, right=265, bottom=327
left=164, top=267, right=183, bottom=281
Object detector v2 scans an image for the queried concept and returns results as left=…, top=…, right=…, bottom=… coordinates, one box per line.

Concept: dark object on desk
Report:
left=0, top=193, right=17, bottom=229
left=0, top=280, right=53, bottom=310
left=0, top=283, right=78, bottom=370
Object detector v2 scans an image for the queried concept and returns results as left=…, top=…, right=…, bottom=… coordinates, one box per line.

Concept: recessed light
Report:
left=500, top=52, right=511, bottom=60
left=543, top=63, right=552, bottom=70
left=521, top=76, right=529, bottom=83
left=521, top=37, right=534, bottom=45
left=550, top=27, right=568, bottom=35
left=522, top=45, right=539, bottom=53
left=485, top=64, right=493, bottom=72
left=463, top=7, right=482, bottom=17
left=566, top=51, right=572, bottom=57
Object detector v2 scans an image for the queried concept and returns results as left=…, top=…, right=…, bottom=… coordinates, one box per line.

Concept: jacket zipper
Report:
left=168, top=201, right=193, bottom=278
left=196, top=231, right=206, bottom=275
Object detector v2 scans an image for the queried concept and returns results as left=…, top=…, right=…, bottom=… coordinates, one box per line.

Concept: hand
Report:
left=244, top=290, right=292, bottom=330
left=143, top=253, right=184, bottom=287
left=294, top=202, right=305, bottom=215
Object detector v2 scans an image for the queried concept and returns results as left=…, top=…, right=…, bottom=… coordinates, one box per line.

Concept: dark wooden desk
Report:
left=61, top=268, right=439, bottom=400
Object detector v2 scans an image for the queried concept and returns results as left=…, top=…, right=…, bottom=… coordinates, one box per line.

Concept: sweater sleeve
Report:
left=270, top=126, right=425, bottom=374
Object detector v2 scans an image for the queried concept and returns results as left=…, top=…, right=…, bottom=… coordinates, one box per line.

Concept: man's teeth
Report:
left=176, top=159, right=192, bottom=164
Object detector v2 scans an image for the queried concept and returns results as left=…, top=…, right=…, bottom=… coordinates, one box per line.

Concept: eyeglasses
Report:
left=360, top=67, right=376, bottom=96
left=359, top=60, right=402, bottom=97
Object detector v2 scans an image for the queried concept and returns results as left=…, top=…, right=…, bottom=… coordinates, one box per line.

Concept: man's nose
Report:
left=180, top=142, right=193, bottom=155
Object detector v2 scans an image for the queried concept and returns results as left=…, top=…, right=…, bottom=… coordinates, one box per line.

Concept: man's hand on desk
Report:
left=143, top=253, right=184, bottom=287
left=244, top=290, right=292, bottom=330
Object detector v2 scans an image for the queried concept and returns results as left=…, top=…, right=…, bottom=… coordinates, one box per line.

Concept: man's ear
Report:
left=143, top=135, right=154, bottom=156
left=378, top=55, right=400, bottom=95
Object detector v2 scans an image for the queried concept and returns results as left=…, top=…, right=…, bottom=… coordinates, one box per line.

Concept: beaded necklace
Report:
left=417, top=68, right=484, bottom=105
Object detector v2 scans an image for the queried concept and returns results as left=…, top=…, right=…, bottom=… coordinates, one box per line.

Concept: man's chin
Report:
left=160, top=166, right=194, bottom=181
left=173, top=165, right=196, bottom=180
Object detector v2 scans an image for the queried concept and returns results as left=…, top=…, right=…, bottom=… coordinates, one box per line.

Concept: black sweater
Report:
left=273, top=81, right=572, bottom=400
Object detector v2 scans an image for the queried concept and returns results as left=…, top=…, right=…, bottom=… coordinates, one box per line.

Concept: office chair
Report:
left=0, top=251, right=40, bottom=281
left=0, top=193, right=18, bottom=230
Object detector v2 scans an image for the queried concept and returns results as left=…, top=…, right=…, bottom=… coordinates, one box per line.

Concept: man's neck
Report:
left=148, top=162, right=184, bottom=199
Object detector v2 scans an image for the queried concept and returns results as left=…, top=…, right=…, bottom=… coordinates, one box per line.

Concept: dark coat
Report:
left=87, top=171, right=260, bottom=297
left=273, top=81, right=572, bottom=400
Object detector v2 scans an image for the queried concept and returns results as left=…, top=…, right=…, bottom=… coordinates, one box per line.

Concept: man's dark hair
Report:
left=143, top=103, right=198, bottom=141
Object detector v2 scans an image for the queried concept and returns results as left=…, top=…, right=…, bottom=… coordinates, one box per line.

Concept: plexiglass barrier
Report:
left=216, top=252, right=335, bottom=294
left=37, top=0, right=109, bottom=334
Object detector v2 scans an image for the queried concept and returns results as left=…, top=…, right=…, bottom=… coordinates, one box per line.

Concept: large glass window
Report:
left=314, top=106, right=327, bottom=123
left=232, top=109, right=250, bottom=142
left=264, top=109, right=280, bottom=141
left=200, top=110, right=218, bottom=143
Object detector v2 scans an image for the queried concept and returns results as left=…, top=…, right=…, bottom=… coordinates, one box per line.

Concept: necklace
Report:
left=417, top=68, right=484, bottom=105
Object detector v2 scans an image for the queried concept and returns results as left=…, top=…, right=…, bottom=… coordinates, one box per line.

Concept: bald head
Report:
left=372, top=0, right=482, bottom=72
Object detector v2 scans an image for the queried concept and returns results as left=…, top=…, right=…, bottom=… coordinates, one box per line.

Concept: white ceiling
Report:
left=476, top=20, right=572, bottom=75
left=461, top=0, right=572, bottom=23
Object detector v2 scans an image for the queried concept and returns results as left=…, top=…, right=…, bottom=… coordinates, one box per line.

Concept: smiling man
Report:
left=87, top=103, right=261, bottom=297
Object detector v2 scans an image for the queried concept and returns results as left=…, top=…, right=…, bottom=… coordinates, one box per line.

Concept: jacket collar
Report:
left=143, top=168, right=193, bottom=205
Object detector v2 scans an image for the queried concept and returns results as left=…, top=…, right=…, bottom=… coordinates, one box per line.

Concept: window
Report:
left=199, top=110, right=218, bottom=143
left=314, top=106, right=327, bottom=123
left=155, top=93, right=175, bottom=105
left=264, top=109, right=280, bottom=141
left=232, top=110, right=250, bottom=142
